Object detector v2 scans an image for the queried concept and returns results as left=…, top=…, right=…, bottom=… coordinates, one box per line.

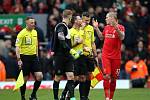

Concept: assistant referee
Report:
left=15, top=17, right=43, bottom=100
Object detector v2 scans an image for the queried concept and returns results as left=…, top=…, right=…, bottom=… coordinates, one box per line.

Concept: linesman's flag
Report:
left=91, top=66, right=103, bottom=88
left=13, top=70, right=24, bottom=91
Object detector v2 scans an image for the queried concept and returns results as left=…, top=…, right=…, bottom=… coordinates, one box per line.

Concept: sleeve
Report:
left=15, top=32, right=23, bottom=47
left=119, top=25, right=125, bottom=33
left=56, top=25, right=71, bottom=50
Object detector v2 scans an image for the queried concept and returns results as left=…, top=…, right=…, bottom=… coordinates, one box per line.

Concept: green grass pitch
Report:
left=0, top=89, right=150, bottom=100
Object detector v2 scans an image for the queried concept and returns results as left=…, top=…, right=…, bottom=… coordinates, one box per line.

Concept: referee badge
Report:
left=25, top=37, right=32, bottom=45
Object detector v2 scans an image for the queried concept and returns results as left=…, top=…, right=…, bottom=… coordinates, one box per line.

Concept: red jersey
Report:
left=102, top=24, right=125, bottom=59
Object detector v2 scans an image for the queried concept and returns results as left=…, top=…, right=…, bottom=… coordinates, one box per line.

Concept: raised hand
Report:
left=92, top=18, right=99, bottom=28
left=111, top=20, right=118, bottom=29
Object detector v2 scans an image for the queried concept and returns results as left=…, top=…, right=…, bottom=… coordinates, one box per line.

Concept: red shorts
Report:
left=102, top=56, right=121, bottom=79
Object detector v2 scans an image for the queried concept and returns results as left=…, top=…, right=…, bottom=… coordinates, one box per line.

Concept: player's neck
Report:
left=73, top=24, right=80, bottom=30
left=62, top=18, right=69, bottom=25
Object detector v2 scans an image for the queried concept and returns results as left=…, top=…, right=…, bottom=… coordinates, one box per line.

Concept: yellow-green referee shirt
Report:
left=83, top=25, right=95, bottom=56
left=70, top=27, right=84, bottom=51
left=15, top=28, right=38, bottom=55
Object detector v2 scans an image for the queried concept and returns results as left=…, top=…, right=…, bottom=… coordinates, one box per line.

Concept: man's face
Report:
left=26, top=19, right=35, bottom=29
left=82, top=16, right=90, bottom=25
left=105, top=13, right=116, bottom=25
left=75, top=16, right=82, bottom=26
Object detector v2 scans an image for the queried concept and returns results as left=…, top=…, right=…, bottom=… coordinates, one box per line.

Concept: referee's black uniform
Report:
left=52, top=22, right=75, bottom=100
left=52, top=22, right=74, bottom=75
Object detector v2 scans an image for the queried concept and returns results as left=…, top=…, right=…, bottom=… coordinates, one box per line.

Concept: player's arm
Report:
left=95, top=27, right=104, bottom=40
left=91, top=26, right=98, bottom=57
left=112, top=21, right=125, bottom=40
left=92, top=19, right=104, bottom=40
left=91, top=26, right=98, bottom=64
left=115, top=27, right=125, bottom=40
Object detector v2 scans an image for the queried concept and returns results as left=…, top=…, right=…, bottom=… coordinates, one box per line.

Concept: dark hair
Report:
left=71, top=14, right=81, bottom=25
left=82, top=12, right=90, bottom=17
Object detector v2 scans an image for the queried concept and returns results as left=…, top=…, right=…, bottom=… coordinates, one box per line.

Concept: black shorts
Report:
left=20, top=54, right=41, bottom=76
left=53, top=55, right=74, bottom=75
left=74, top=55, right=95, bottom=76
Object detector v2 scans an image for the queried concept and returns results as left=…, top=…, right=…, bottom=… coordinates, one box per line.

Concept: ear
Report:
left=25, top=20, right=28, bottom=24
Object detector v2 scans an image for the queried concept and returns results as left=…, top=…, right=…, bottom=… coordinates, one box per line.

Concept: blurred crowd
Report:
left=0, top=0, right=150, bottom=86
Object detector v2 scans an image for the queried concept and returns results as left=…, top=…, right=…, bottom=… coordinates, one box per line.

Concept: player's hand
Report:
left=111, top=20, right=118, bottom=29
left=92, top=18, right=99, bottom=28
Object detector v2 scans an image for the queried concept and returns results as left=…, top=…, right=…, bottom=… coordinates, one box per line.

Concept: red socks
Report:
left=110, top=80, right=116, bottom=99
left=103, top=79, right=116, bottom=99
left=103, top=79, right=110, bottom=98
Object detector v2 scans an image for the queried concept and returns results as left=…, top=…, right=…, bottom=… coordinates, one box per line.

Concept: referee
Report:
left=15, top=17, right=43, bottom=100
left=51, top=9, right=76, bottom=100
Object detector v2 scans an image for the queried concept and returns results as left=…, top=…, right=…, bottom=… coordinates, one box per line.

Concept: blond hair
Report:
left=107, top=12, right=117, bottom=20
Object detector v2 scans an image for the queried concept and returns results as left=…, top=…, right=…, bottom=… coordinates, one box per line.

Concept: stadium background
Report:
left=0, top=0, right=150, bottom=100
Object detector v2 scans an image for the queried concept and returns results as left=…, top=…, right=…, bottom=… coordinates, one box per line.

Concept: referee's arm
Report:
left=15, top=34, right=22, bottom=60
left=57, top=26, right=71, bottom=50
left=16, top=46, right=21, bottom=60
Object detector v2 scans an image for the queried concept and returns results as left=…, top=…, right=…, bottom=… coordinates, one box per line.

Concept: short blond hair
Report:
left=107, top=12, right=117, bottom=20
left=62, top=9, right=73, bottom=18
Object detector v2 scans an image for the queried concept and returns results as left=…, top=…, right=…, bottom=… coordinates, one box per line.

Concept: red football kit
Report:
left=102, top=24, right=125, bottom=78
